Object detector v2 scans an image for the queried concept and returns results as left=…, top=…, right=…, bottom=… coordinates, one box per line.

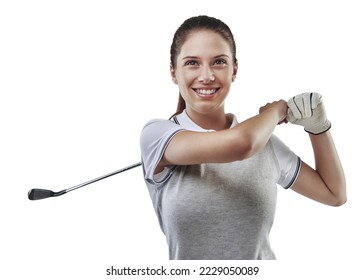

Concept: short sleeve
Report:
left=140, top=119, right=184, bottom=185
left=270, top=134, right=301, bottom=189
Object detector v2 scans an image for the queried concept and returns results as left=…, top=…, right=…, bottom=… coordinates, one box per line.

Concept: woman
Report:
left=140, top=15, right=346, bottom=260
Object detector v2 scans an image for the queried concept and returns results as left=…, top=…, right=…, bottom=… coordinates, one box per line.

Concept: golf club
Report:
left=28, top=162, right=142, bottom=201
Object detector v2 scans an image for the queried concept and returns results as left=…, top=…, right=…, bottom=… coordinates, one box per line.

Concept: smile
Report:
left=194, top=88, right=219, bottom=96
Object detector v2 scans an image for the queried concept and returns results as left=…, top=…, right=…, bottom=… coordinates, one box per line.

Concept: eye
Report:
left=185, top=60, right=198, bottom=66
left=214, top=59, right=227, bottom=65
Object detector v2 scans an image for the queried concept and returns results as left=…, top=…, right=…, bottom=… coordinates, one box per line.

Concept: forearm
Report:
left=233, top=107, right=281, bottom=158
left=162, top=101, right=286, bottom=166
left=309, top=131, right=346, bottom=202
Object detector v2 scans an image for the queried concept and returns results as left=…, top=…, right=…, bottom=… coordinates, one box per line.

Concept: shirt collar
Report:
left=174, top=110, right=239, bottom=132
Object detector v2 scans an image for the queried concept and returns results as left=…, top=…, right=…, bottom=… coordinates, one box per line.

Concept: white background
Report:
left=1, top=0, right=363, bottom=279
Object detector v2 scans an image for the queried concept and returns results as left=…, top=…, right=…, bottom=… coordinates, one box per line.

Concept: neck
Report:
left=185, top=107, right=231, bottom=131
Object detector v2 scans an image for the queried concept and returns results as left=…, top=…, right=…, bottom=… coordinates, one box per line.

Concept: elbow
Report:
left=332, top=179, right=347, bottom=207
left=329, top=186, right=347, bottom=207
left=330, top=195, right=347, bottom=207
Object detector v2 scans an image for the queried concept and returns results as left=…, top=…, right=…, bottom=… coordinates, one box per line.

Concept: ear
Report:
left=170, top=64, right=178, bottom=84
left=232, top=60, right=238, bottom=82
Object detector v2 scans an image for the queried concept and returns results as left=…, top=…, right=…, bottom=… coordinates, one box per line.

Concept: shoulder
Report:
left=140, top=118, right=185, bottom=147
left=141, top=118, right=182, bottom=135
left=143, top=118, right=173, bottom=127
left=269, top=134, right=291, bottom=154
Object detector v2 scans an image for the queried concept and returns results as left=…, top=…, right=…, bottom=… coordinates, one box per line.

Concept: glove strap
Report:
left=304, top=121, right=332, bottom=135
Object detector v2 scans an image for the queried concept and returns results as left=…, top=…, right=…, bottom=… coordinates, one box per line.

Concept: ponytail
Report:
left=170, top=93, right=186, bottom=119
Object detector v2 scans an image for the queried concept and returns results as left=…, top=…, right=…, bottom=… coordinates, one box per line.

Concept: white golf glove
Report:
left=287, top=92, right=331, bottom=135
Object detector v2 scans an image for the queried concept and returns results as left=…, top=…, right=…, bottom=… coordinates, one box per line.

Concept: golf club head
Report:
left=28, top=189, right=55, bottom=200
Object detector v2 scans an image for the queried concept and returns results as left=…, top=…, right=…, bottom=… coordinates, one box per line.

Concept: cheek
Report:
left=177, top=71, right=195, bottom=86
left=216, top=70, right=232, bottom=84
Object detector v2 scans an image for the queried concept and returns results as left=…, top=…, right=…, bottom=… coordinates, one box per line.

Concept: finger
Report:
left=302, top=92, right=312, bottom=118
left=259, top=102, right=271, bottom=114
left=278, top=118, right=288, bottom=125
left=286, top=108, right=297, bottom=123
left=287, top=96, right=303, bottom=119
left=310, top=92, right=322, bottom=109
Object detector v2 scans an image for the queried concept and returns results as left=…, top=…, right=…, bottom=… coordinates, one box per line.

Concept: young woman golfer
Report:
left=140, top=15, right=346, bottom=260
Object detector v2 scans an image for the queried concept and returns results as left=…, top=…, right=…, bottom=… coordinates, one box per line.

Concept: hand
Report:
left=259, top=100, right=288, bottom=125
left=287, top=92, right=331, bottom=134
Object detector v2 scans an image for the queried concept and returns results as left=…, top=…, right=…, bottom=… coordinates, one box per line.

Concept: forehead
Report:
left=179, top=30, right=232, bottom=58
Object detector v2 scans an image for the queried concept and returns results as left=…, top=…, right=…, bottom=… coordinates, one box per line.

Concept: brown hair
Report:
left=170, top=15, right=237, bottom=117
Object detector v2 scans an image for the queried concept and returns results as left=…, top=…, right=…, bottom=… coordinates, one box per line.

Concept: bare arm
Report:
left=291, top=131, right=346, bottom=206
left=157, top=100, right=287, bottom=171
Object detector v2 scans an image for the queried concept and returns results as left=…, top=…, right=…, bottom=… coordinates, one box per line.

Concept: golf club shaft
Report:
left=65, top=162, right=142, bottom=194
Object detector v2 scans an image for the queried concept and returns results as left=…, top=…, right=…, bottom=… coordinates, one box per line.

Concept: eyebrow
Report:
left=181, top=54, right=230, bottom=60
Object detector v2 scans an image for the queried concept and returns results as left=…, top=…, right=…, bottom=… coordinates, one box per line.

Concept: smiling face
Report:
left=171, top=30, right=238, bottom=119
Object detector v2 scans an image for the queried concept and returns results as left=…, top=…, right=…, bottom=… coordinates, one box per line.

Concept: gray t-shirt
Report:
left=140, top=110, right=301, bottom=260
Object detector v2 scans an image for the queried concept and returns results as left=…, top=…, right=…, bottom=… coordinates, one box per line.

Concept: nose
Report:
left=198, top=65, right=215, bottom=83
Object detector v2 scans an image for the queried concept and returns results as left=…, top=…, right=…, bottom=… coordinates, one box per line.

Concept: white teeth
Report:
left=196, top=89, right=217, bottom=95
